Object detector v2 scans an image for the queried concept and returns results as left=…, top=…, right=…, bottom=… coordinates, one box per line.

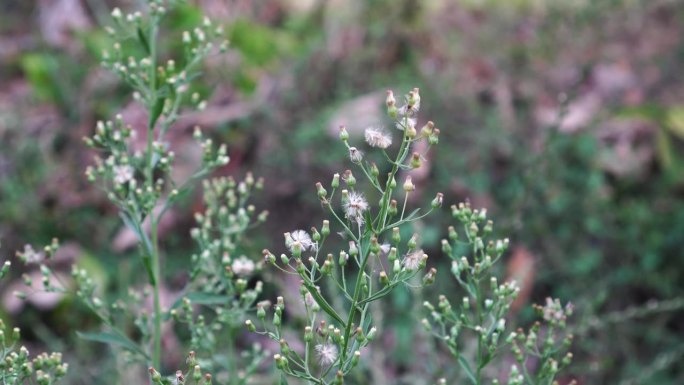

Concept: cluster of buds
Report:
left=0, top=321, right=68, bottom=385
left=190, top=174, right=267, bottom=281
left=15, top=239, right=58, bottom=265
left=509, top=317, right=574, bottom=384
left=422, top=202, right=574, bottom=384
left=149, top=351, right=213, bottom=385
left=105, top=3, right=226, bottom=102
left=174, top=174, right=268, bottom=354
left=89, top=0, right=233, bottom=226
left=12, top=240, right=63, bottom=302
left=423, top=202, right=518, bottom=382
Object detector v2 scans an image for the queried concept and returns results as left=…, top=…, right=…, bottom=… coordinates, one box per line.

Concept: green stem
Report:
left=146, top=17, right=163, bottom=371
left=340, top=239, right=371, bottom=366
left=151, top=218, right=162, bottom=369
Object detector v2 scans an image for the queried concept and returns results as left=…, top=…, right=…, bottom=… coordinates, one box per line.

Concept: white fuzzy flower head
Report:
left=364, top=127, right=392, bottom=149
left=315, top=343, right=338, bottom=366
left=113, top=165, right=134, bottom=185
left=287, top=230, right=314, bottom=252
left=541, top=297, right=573, bottom=323
left=231, top=256, right=255, bottom=276
left=403, top=249, right=425, bottom=271
left=348, top=147, right=363, bottom=163
left=343, top=191, right=369, bottom=224
left=19, top=245, right=45, bottom=264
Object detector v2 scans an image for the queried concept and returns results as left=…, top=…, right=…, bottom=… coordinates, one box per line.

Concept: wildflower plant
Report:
left=0, top=320, right=67, bottom=385
left=11, top=0, right=267, bottom=383
left=423, top=202, right=573, bottom=385
left=0, top=253, right=67, bottom=385
left=251, top=88, right=443, bottom=384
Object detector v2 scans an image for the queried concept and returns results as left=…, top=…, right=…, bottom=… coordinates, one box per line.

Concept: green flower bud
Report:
left=316, top=182, right=327, bottom=199
left=339, top=126, right=349, bottom=141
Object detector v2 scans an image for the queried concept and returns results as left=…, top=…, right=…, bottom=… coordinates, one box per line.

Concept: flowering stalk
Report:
left=252, top=88, right=442, bottom=384
left=423, top=203, right=573, bottom=385
left=83, top=0, right=228, bottom=372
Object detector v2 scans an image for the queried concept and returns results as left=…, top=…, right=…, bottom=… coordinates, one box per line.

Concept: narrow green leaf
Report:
left=301, top=278, right=345, bottom=325
left=149, top=96, right=166, bottom=130
left=137, top=27, right=151, bottom=54
left=458, top=354, right=478, bottom=385
left=76, top=331, right=149, bottom=359
left=279, top=374, right=289, bottom=385
left=119, top=212, right=156, bottom=285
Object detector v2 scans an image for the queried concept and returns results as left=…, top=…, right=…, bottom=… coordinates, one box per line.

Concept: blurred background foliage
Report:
left=1, top=0, right=684, bottom=384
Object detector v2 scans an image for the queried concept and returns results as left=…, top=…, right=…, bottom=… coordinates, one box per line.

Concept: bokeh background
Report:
left=1, top=0, right=684, bottom=384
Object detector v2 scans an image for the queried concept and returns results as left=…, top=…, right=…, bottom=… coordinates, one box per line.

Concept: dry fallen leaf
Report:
left=506, top=245, right=536, bottom=313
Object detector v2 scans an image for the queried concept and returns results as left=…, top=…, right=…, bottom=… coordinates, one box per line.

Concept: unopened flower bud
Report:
left=388, top=247, right=398, bottom=262
left=429, top=128, right=440, bottom=145
left=338, top=251, right=348, bottom=266
left=403, top=176, right=415, bottom=192
left=348, top=241, right=358, bottom=257
left=311, top=227, right=321, bottom=242
left=149, top=367, right=162, bottom=383
left=420, top=121, right=434, bottom=137
left=263, top=249, right=276, bottom=264
left=370, top=162, right=379, bottom=178
left=388, top=199, right=398, bottom=216
left=389, top=174, right=397, bottom=189
left=441, top=239, right=452, bottom=254
left=339, top=126, right=349, bottom=141
left=392, top=227, right=401, bottom=244
left=431, top=192, right=444, bottom=208
left=370, top=237, right=380, bottom=254
left=408, top=233, right=418, bottom=249
left=410, top=152, right=422, bottom=169
left=379, top=271, right=389, bottom=286
left=343, top=170, right=356, bottom=188
left=422, top=268, right=437, bottom=286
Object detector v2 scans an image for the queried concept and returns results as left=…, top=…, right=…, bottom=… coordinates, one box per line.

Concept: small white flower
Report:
left=379, top=243, right=391, bottom=255
left=364, top=127, right=392, bottom=149
left=19, top=245, right=44, bottom=264
left=542, top=297, right=572, bottom=323
left=231, top=256, right=255, bottom=276
left=315, top=343, right=338, bottom=366
left=348, top=147, right=363, bottom=163
left=402, top=249, right=424, bottom=271
left=113, top=165, right=134, bottom=184
left=343, top=192, right=369, bottom=224
left=287, top=230, right=314, bottom=252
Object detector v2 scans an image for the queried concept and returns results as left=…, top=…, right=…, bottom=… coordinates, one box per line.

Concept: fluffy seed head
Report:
left=315, top=343, right=338, bottom=366
left=403, top=249, right=425, bottom=271
left=348, top=147, right=363, bottom=163
left=287, top=230, right=314, bottom=252
left=231, top=256, right=255, bottom=276
left=343, top=192, right=369, bottom=224
left=364, top=127, right=392, bottom=149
